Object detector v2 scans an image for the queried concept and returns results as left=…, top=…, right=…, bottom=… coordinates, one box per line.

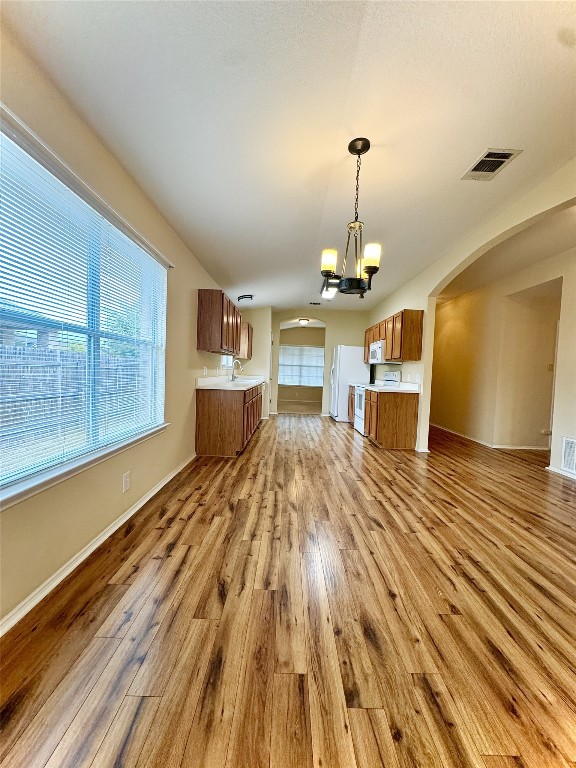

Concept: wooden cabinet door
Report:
left=239, top=321, right=253, bottom=359
left=370, top=325, right=379, bottom=345
left=379, top=320, right=386, bottom=341
left=384, top=317, right=394, bottom=360
left=364, top=328, right=370, bottom=363
left=247, top=324, right=253, bottom=359
left=369, top=401, right=378, bottom=441
left=391, top=312, right=403, bottom=360
left=348, top=386, right=355, bottom=423
left=221, top=295, right=230, bottom=351
left=364, top=397, right=371, bottom=436
left=235, top=307, right=242, bottom=355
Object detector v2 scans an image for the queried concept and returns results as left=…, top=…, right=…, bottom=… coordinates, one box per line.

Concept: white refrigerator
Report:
left=329, top=345, right=370, bottom=421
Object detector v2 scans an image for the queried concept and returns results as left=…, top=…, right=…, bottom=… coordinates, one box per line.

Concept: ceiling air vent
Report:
left=461, top=148, right=522, bottom=181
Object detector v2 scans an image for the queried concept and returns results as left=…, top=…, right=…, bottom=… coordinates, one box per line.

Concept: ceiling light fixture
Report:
left=298, top=318, right=310, bottom=326
left=320, top=138, right=382, bottom=299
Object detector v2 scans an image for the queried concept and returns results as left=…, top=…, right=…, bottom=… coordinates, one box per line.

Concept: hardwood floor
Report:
left=1, top=417, right=576, bottom=767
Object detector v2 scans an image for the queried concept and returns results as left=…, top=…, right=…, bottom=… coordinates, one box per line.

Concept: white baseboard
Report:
left=430, top=424, right=549, bottom=451
left=547, top=465, right=576, bottom=481
left=0, top=451, right=197, bottom=637
left=415, top=447, right=430, bottom=453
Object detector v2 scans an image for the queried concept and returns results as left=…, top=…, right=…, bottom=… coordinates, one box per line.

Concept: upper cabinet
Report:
left=197, top=289, right=241, bottom=355
left=364, top=309, right=424, bottom=363
left=238, top=321, right=253, bottom=360
left=390, top=309, right=423, bottom=361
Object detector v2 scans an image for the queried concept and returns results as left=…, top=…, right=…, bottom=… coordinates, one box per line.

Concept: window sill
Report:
left=0, top=423, right=170, bottom=511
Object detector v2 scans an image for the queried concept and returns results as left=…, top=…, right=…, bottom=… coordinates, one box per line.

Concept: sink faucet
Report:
left=231, top=358, right=244, bottom=380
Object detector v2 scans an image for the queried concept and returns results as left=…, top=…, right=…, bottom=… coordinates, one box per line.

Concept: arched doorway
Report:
left=277, top=318, right=326, bottom=415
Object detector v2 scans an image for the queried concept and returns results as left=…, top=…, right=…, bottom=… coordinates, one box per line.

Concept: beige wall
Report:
left=279, top=326, right=326, bottom=347
left=271, top=309, right=370, bottom=414
left=278, top=386, right=323, bottom=404
left=235, top=307, right=272, bottom=418
left=0, top=27, right=226, bottom=620
left=431, top=266, right=565, bottom=449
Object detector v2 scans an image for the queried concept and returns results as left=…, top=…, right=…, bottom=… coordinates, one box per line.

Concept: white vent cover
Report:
left=562, top=437, right=576, bottom=474
left=461, top=148, right=522, bottom=181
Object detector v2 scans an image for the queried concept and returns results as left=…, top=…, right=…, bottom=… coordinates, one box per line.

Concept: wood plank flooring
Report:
left=1, top=417, right=576, bottom=767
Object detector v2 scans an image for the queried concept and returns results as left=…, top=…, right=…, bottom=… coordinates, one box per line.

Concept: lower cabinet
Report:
left=365, top=391, right=419, bottom=449
left=196, top=385, right=262, bottom=456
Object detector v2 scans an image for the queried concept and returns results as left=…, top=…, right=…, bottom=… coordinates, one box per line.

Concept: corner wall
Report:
left=431, top=259, right=567, bottom=450
left=235, top=306, right=272, bottom=418
left=0, top=27, right=225, bottom=621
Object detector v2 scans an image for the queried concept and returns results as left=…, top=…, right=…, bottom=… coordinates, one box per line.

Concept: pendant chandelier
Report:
left=320, top=137, right=381, bottom=300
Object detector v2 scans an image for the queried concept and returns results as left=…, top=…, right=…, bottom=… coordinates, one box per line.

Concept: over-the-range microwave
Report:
left=369, top=340, right=385, bottom=364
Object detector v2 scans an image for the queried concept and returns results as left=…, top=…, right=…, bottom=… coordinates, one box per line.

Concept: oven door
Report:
left=355, top=386, right=365, bottom=419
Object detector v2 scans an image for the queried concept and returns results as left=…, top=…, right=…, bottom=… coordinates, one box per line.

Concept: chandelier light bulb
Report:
left=363, top=242, right=382, bottom=269
left=320, top=248, right=338, bottom=275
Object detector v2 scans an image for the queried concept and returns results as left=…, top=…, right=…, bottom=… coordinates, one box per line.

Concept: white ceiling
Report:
left=3, top=1, right=576, bottom=310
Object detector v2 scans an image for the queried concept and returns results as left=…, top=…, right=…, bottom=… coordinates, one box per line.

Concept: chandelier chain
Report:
left=354, top=155, right=361, bottom=223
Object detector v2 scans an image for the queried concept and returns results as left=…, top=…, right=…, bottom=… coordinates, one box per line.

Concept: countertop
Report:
left=351, top=382, right=420, bottom=394
left=196, top=375, right=266, bottom=392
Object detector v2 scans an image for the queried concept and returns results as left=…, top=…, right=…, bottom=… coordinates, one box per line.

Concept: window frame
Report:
left=0, top=107, right=172, bottom=508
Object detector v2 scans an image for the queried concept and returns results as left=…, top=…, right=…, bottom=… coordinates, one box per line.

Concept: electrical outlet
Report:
left=203, top=366, right=208, bottom=376
left=122, top=471, right=131, bottom=493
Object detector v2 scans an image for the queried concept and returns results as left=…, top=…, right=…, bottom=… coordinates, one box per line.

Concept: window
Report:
left=0, top=130, right=167, bottom=492
left=278, top=345, right=325, bottom=386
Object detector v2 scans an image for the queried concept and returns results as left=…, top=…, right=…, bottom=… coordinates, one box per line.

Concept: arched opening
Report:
left=277, top=318, right=326, bottom=415
left=428, top=203, right=575, bottom=466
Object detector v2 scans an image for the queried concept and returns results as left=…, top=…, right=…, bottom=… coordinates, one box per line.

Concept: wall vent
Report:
left=562, top=437, right=576, bottom=474
left=461, top=148, right=522, bottom=181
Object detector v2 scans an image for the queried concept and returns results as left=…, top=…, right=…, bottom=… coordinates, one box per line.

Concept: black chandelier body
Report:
left=320, top=138, right=381, bottom=300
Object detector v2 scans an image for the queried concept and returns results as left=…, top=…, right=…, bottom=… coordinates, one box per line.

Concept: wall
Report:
left=0, top=27, right=225, bottom=622
left=493, top=292, right=560, bottom=448
left=235, top=306, right=272, bottom=418
left=271, top=309, right=370, bottom=414
left=368, top=161, right=576, bottom=456
left=431, top=267, right=564, bottom=449
left=279, top=326, right=326, bottom=347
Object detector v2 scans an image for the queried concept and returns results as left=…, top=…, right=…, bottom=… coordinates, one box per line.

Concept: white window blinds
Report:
left=0, top=131, right=167, bottom=490
left=278, top=345, right=325, bottom=386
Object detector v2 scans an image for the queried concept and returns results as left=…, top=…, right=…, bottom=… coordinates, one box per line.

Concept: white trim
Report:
left=0, top=104, right=174, bottom=270
left=492, top=444, right=549, bottom=451
left=0, top=450, right=196, bottom=637
left=429, top=424, right=550, bottom=451
left=547, top=465, right=576, bottom=481
left=1, top=423, right=170, bottom=510
left=415, top=447, right=430, bottom=453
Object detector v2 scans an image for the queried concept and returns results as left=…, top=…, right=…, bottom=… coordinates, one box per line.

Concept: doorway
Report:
left=277, top=322, right=326, bottom=415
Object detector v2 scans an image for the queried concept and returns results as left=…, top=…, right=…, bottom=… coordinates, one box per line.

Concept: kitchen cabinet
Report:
left=348, top=385, right=355, bottom=423
left=384, top=316, right=394, bottom=360
left=366, top=391, right=419, bottom=449
left=196, top=384, right=262, bottom=456
left=366, top=390, right=378, bottom=441
left=364, top=328, right=371, bottom=363
left=197, top=288, right=242, bottom=355
left=390, top=309, right=424, bottom=361
left=239, top=321, right=253, bottom=359
left=365, top=309, right=424, bottom=363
